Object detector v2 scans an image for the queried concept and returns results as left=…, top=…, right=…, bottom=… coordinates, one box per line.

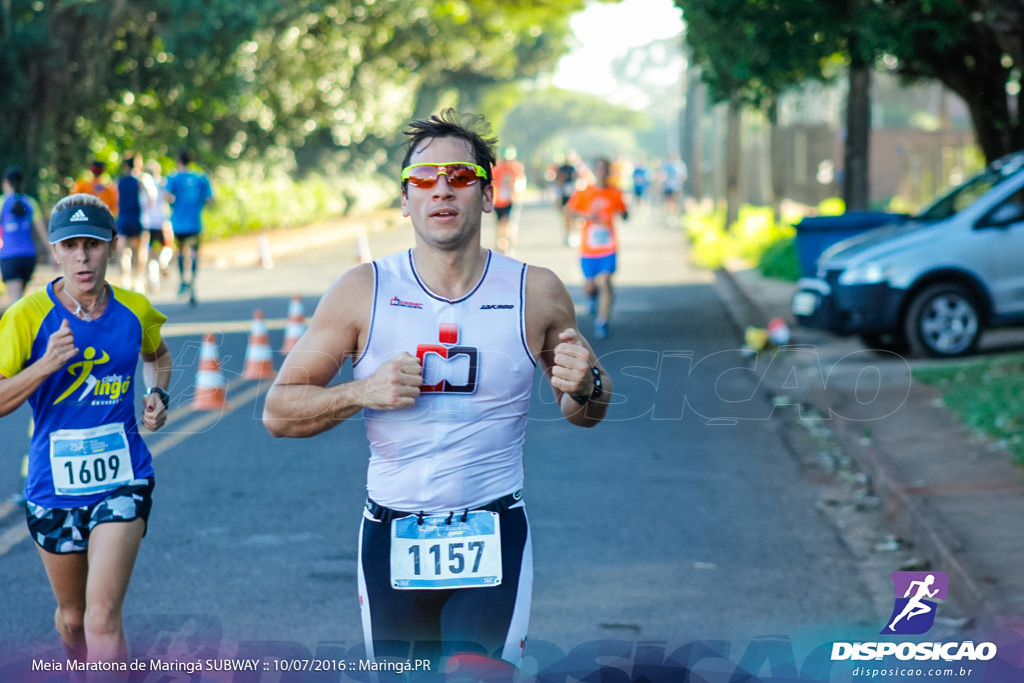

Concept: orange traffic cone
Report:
left=193, top=333, right=228, bottom=410
left=281, top=296, right=307, bottom=354
left=242, top=309, right=275, bottom=379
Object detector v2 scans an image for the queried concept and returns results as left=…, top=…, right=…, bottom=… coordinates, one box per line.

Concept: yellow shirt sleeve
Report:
left=110, top=286, right=167, bottom=354
left=0, top=292, right=54, bottom=378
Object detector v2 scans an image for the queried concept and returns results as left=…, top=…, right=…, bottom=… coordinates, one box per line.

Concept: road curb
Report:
left=715, top=264, right=1019, bottom=634
left=824, top=406, right=1014, bottom=633
left=202, top=209, right=405, bottom=269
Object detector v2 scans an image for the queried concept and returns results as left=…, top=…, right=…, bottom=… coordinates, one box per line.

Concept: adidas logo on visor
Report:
left=69, top=209, right=89, bottom=222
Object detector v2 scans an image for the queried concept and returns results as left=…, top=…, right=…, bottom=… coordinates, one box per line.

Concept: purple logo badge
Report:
left=881, top=571, right=948, bottom=635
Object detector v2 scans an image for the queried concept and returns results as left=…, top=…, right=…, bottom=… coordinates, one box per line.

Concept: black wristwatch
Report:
left=145, top=386, right=170, bottom=409
left=569, top=366, right=603, bottom=405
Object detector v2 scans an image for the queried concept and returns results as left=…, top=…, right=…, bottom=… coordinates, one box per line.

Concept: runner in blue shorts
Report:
left=567, top=158, right=628, bottom=340
left=0, top=193, right=172, bottom=668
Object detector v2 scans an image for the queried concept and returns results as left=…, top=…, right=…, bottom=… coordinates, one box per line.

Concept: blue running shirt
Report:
left=165, top=172, right=212, bottom=236
left=0, top=280, right=167, bottom=507
left=0, top=194, right=43, bottom=259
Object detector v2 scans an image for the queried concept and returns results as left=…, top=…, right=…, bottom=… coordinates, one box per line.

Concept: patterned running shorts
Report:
left=25, top=478, right=154, bottom=554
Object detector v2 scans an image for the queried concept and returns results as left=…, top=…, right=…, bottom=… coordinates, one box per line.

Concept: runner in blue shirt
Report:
left=164, top=150, right=213, bottom=303
left=0, top=193, right=172, bottom=667
left=1, top=166, right=52, bottom=303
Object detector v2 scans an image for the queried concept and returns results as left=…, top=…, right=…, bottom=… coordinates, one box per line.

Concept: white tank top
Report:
left=353, top=249, right=536, bottom=512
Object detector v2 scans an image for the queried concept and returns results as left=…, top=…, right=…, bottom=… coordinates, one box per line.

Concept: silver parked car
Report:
left=792, top=151, right=1024, bottom=357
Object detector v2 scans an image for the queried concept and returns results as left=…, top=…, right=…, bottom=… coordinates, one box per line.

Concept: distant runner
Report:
left=567, top=157, right=628, bottom=340
left=490, top=147, right=526, bottom=254
left=164, top=150, right=213, bottom=305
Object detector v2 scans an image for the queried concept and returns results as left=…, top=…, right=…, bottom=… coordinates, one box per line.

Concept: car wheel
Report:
left=904, top=283, right=983, bottom=357
left=859, top=331, right=910, bottom=355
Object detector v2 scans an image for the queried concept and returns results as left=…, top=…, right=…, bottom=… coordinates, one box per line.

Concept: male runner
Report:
left=567, top=157, right=628, bottom=340
left=164, top=150, right=213, bottom=303
left=263, top=109, right=611, bottom=679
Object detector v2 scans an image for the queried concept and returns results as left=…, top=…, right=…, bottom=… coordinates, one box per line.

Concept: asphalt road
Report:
left=0, top=201, right=891, bottom=680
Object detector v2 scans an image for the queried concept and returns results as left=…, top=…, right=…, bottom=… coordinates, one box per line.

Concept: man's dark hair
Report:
left=178, top=149, right=193, bottom=166
left=400, top=108, right=497, bottom=193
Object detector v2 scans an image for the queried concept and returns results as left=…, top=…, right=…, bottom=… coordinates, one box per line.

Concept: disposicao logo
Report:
left=882, top=571, right=948, bottom=635
left=831, top=570, right=998, bottom=663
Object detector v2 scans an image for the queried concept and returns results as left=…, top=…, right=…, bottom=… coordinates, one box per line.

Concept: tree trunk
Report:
left=767, top=100, right=783, bottom=224
left=894, top=4, right=1020, bottom=163
left=725, top=92, right=741, bottom=229
left=843, top=63, right=871, bottom=211
left=683, top=66, right=704, bottom=201
left=945, top=59, right=1020, bottom=161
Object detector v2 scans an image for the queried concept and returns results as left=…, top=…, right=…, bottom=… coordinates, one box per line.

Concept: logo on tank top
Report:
left=416, top=323, right=478, bottom=394
left=53, top=346, right=132, bottom=406
left=389, top=296, right=424, bottom=310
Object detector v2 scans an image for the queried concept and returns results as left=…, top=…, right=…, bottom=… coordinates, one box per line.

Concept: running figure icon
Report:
left=883, top=572, right=947, bottom=635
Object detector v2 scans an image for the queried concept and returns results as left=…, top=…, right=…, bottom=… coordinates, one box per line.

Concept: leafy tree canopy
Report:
left=675, top=0, right=1024, bottom=160
left=675, top=0, right=840, bottom=112
left=0, top=0, right=591, bottom=201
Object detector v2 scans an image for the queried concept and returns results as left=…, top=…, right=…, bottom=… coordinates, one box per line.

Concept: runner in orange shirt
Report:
left=70, top=160, right=118, bottom=216
left=566, top=157, right=628, bottom=339
left=490, top=147, right=526, bottom=254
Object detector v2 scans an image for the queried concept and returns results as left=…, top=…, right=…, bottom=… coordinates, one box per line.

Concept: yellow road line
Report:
left=0, top=379, right=271, bottom=557
left=161, top=318, right=289, bottom=338
left=147, top=381, right=269, bottom=457
left=0, top=524, right=28, bottom=556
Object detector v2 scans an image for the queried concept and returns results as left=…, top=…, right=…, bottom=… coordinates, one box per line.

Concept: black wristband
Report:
left=146, top=386, right=170, bottom=409
left=569, top=366, right=603, bottom=405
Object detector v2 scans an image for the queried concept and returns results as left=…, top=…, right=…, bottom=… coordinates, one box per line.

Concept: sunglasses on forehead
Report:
left=401, top=162, right=489, bottom=189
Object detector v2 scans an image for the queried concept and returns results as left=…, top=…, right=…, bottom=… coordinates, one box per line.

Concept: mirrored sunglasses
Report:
left=401, top=162, right=488, bottom=189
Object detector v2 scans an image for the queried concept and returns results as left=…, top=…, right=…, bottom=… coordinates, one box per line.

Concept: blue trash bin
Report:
left=794, top=212, right=906, bottom=277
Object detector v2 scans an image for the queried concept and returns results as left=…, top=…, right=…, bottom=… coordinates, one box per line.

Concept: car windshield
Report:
left=915, top=155, right=1024, bottom=220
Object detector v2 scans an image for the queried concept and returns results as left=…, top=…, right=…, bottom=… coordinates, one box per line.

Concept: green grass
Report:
left=758, top=235, right=800, bottom=281
left=914, top=354, right=1024, bottom=465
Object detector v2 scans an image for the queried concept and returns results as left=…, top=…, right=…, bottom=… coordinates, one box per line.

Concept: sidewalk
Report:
left=200, top=209, right=403, bottom=269
left=717, top=263, right=1024, bottom=647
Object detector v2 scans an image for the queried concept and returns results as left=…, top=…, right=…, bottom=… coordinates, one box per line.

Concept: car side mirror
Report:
left=980, top=202, right=1024, bottom=228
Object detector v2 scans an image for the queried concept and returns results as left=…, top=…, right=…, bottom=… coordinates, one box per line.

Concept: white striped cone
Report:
left=243, top=310, right=275, bottom=379
left=258, top=234, right=274, bottom=269
left=355, top=228, right=372, bottom=263
left=281, top=296, right=307, bottom=354
left=193, top=333, right=228, bottom=409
